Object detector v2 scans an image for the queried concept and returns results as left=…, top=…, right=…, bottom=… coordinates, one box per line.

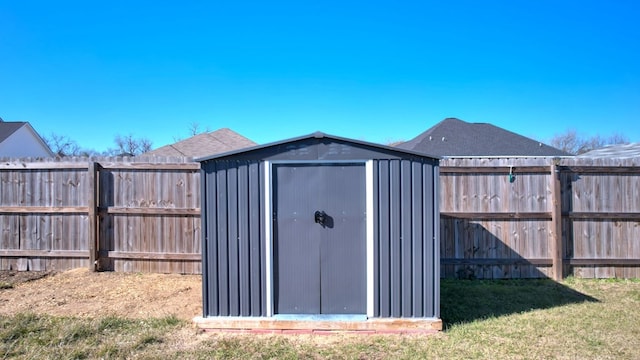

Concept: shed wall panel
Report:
left=411, top=161, right=424, bottom=316
left=227, top=166, right=239, bottom=316
left=400, top=160, right=413, bottom=317
left=389, top=160, right=402, bottom=317
left=237, top=164, right=250, bottom=316
left=376, top=160, right=391, bottom=317
left=373, top=159, right=438, bottom=318
left=202, top=162, right=216, bottom=316
left=202, top=160, right=264, bottom=317
left=425, top=161, right=438, bottom=318
left=216, top=165, right=229, bottom=314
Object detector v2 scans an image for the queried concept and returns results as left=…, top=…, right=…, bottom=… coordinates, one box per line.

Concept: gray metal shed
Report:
left=196, top=132, right=441, bottom=332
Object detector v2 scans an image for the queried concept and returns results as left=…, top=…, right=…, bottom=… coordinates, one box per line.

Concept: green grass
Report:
left=0, top=314, right=184, bottom=359
left=0, top=282, right=12, bottom=290
left=2, top=278, right=640, bottom=359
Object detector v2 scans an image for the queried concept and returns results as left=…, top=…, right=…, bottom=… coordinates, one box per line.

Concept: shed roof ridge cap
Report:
left=312, top=131, right=326, bottom=138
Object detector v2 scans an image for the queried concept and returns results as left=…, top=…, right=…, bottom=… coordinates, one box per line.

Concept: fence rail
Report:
left=1, top=156, right=639, bottom=278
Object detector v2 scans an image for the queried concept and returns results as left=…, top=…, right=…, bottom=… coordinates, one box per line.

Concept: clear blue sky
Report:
left=1, top=0, right=639, bottom=152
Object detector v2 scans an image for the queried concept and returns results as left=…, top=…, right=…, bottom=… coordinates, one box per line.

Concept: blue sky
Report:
left=1, top=0, right=639, bottom=152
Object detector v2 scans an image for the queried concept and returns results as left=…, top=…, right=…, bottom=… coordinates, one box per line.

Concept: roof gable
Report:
left=145, top=128, right=256, bottom=157
left=198, top=131, right=440, bottom=162
left=0, top=122, right=27, bottom=143
left=0, top=121, right=54, bottom=157
left=398, top=118, right=571, bottom=157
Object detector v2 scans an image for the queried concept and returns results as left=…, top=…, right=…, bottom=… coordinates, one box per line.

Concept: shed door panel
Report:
left=274, top=163, right=366, bottom=315
left=273, top=166, right=322, bottom=314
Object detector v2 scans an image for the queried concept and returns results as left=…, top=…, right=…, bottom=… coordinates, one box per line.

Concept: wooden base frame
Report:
left=193, top=317, right=442, bottom=334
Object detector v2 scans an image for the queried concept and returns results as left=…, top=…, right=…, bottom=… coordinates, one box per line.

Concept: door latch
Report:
left=314, top=210, right=326, bottom=226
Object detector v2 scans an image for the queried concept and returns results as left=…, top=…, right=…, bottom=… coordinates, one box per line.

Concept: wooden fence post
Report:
left=87, top=161, right=99, bottom=271
left=550, top=161, right=563, bottom=280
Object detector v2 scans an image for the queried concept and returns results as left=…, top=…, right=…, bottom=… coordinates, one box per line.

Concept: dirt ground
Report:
left=0, top=268, right=202, bottom=320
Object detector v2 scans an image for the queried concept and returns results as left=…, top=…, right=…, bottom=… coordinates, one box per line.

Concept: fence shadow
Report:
left=439, top=217, right=599, bottom=329
left=441, top=217, right=557, bottom=280
left=440, top=278, right=598, bottom=329
left=97, top=170, right=115, bottom=271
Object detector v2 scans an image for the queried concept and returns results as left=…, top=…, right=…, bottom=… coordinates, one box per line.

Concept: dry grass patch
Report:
left=0, top=268, right=201, bottom=320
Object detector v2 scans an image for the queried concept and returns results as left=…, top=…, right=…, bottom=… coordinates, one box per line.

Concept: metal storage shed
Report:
left=195, top=132, right=441, bottom=332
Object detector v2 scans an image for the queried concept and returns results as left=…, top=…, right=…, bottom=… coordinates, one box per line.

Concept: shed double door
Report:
left=273, top=163, right=366, bottom=315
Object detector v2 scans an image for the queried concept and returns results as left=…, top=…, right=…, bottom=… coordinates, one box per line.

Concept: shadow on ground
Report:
left=440, top=279, right=598, bottom=330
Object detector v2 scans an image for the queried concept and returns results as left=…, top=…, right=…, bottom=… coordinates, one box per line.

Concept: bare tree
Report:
left=44, top=133, right=82, bottom=157
left=188, top=122, right=210, bottom=136
left=110, top=134, right=153, bottom=156
left=550, top=129, right=629, bottom=155
left=188, top=122, right=200, bottom=136
left=607, top=133, right=630, bottom=145
left=173, top=122, right=212, bottom=142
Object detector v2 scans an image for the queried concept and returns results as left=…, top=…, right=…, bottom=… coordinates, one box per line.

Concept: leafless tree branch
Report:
left=550, top=129, right=629, bottom=155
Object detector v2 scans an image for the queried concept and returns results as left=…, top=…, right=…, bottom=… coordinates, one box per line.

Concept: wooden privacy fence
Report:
left=0, top=157, right=201, bottom=274
left=1, top=156, right=639, bottom=278
left=0, top=158, right=93, bottom=271
left=440, top=156, right=640, bottom=280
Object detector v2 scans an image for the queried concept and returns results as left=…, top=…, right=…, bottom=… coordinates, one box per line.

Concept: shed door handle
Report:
left=314, top=210, right=326, bottom=226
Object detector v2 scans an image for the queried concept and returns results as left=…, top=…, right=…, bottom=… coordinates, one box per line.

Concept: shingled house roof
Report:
left=144, top=128, right=256, bottom=158
left=0, top=122, right=26, bottom=143
left=397, top=118, right=571, bottom=157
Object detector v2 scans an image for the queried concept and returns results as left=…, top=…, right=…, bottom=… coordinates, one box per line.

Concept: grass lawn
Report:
left=2, top=278, right=639, bottom=359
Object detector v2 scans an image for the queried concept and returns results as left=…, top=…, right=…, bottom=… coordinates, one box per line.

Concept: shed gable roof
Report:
left=198, top=131, right=440, bottom=162
left=144, top=128, right=256, bottom=157
left=398, top=118, right=571, bottom=157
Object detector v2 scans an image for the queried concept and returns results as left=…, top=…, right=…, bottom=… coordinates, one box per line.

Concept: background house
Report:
left=578, top=143, right=640, bottom=159
left=398, top=118, right=570, bottom=157
left=0, top=121, right=54, bottom=158
left=144, top=128, right=256, bottom=158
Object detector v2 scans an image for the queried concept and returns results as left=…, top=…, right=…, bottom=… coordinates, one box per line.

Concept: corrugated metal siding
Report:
left=201, top=160, right=265, bottom=317
left=373, top=159, right=439, bottom=318
left=201, top=154, right=439, bottom=319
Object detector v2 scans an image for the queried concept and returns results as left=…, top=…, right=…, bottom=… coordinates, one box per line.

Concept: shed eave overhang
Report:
left=196, top=131, right=441, bottom=162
